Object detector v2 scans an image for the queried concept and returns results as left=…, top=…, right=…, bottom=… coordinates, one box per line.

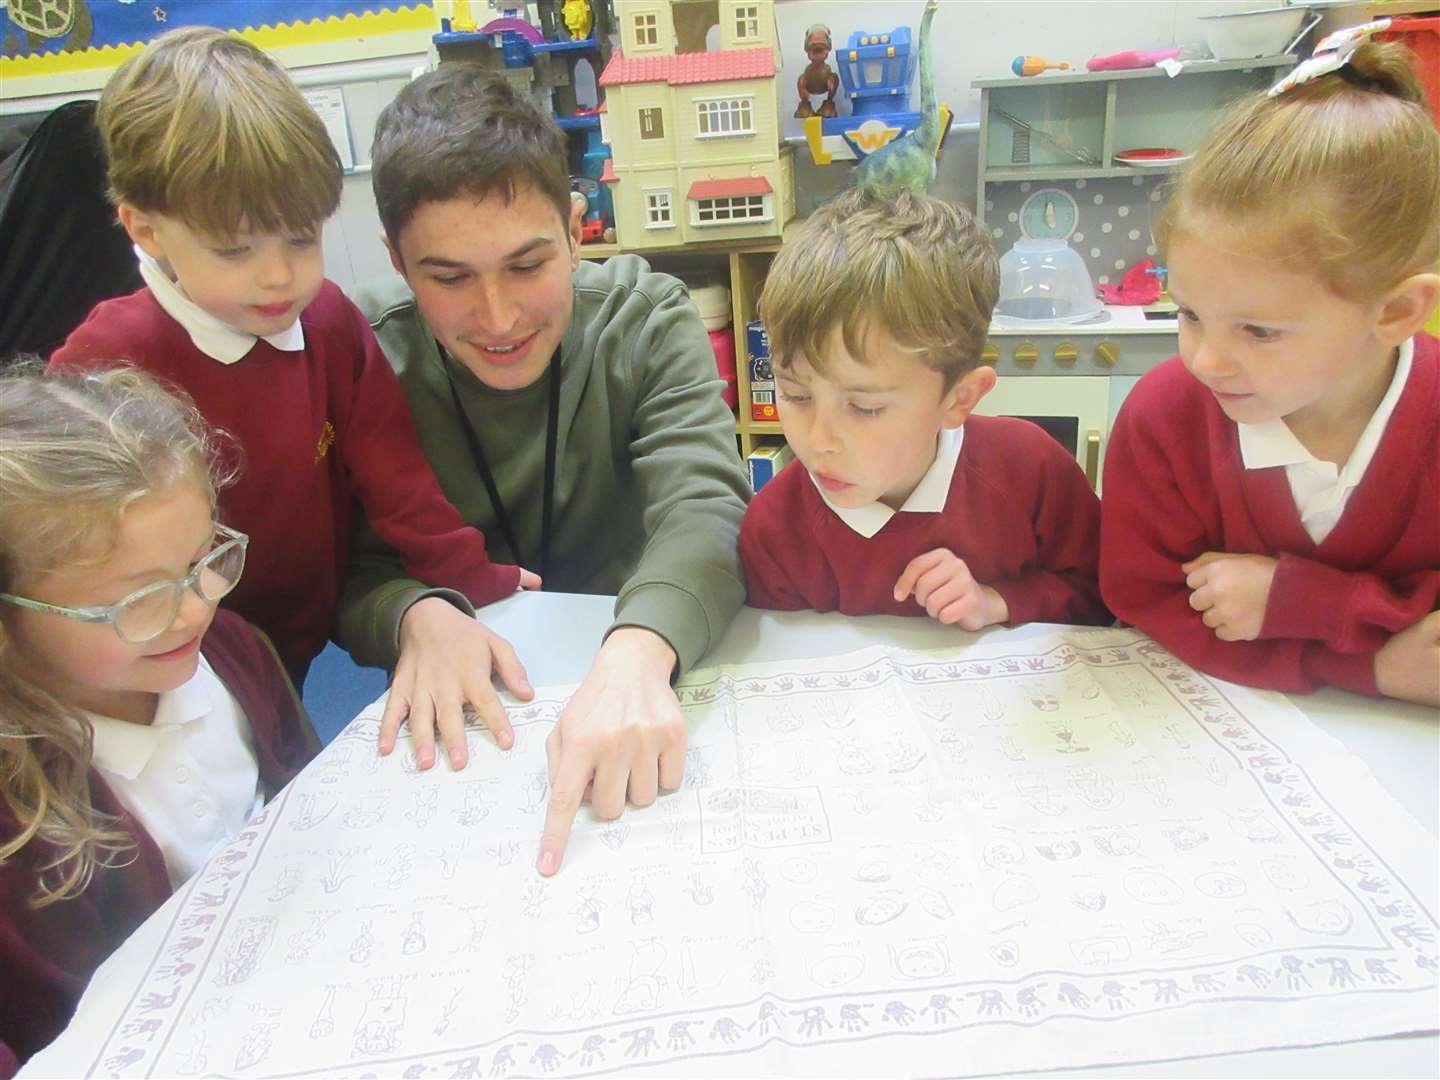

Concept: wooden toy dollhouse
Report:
left=597, top=0, right=795, bottom=250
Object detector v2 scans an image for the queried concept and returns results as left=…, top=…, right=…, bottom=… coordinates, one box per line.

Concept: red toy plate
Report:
left=1115, top=147, right=1192, bottom=167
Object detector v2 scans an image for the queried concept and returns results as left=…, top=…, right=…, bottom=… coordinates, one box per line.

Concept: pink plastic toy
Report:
left=1098, top=259, right=1163, bottom=306
left=1086, top=47, right=1182, bottom=72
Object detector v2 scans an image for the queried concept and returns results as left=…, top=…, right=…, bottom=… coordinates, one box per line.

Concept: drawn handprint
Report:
left=1056, top=982, right=1091, bottom=1009
left=621, top=1026, right=659, bottom=1059
left=120, top=1017, right=163, bottom=1041
left=1316, top=957, right=1358, bottom=988
left=1236, top=964, right=1271, bottom=989
left=1015, top=984, right=1046, bottom=1016
left=575, top=1035, right=607, bottom=1066
left=490, top=1044, right=518, bottom=1076
left=667, top=1020, right=699, bottom=1050
left=1191, top=973, right=1222, bottom=993
left=104, top=1048, right=144, bottom=1072
left=529, top=1044, right=561, bottom=1072
left=710, top=1017, right=742, bottom=1044
left=792, top=1006, right=830, bottom=1037
left=1101, top=981, right=1131, bottom=1011
left=749, top=1002, right=780, bottom=1036
left=839, top=1003, right=871, bottom=1031
left=1365, top=958, right=1398, bottom=984
left=1374, top=899, right=1415, bottom=919
left=883, top=1000, right=916, bottom=1025
left=1141, top=978, right=1182, bottom=1004
left=1279, top=956, right=1309, bottom=991
left=1393, top=922, right=1435, bottom=947
left=922, top=995, right=954, bottom=1024
left=139, top=987, right=179, bottom=1013
left=970, top=989, right=1008, bottom=1016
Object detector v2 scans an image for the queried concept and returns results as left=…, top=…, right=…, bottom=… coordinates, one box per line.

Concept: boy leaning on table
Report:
left=739, top=188, right=1111, bottom=628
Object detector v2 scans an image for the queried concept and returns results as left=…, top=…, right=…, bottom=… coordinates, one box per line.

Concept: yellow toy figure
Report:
left=562, top=0, right=592, bottom=40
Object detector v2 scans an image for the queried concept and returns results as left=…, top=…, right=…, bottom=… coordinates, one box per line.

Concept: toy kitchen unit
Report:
left=970, top=53, right=1298, bottom=490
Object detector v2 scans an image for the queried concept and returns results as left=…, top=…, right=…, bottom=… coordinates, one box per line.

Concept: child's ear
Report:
left=116, top=205, right=165, bottom=260
left=1374, top=272, right=1440, bottom=346
left=940, top=365, right=998, bottom=429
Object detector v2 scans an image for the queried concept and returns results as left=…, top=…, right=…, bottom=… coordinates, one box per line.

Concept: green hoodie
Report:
left=337, top=255, right=750, bottom=675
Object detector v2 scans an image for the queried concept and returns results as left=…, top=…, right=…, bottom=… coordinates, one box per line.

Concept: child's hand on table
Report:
left=1183, top=552, right=1277, bottom=642
left=894, top=548, right=1009, bottom=630
left=1375, top=611, right=1440, bottom=707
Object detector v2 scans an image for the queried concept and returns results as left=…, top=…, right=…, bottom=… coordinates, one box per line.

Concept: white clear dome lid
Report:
left=995, top=238, right=1103, bottom=324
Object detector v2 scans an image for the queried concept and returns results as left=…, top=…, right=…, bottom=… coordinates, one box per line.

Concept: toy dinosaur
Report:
left=849, top=0, right=941, bottom=196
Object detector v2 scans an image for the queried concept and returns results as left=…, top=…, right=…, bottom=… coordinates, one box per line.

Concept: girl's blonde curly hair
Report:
left=0, top=362, right=232, bottom=906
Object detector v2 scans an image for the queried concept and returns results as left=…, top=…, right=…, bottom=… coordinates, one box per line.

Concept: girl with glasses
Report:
left=0, top=364, right=319, bottom=1071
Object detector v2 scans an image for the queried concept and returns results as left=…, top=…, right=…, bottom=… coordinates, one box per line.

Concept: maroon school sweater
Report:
left=50, top=282, right=520, bottom=673
left=740, top=414, right=1110, bottom=626
left=1100, top=335, right=1440, bottom=695
left=0, top=610, right=318, bottom=1073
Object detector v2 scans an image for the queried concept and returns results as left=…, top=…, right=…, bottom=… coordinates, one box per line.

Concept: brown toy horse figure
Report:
left=795, top=23, right=839, bottom=119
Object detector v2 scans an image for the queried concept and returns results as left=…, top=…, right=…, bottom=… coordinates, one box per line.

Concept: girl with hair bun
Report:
left=1101, top=27, right=1440, bottom=705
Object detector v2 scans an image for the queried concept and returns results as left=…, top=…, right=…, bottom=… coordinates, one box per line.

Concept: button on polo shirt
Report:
left=86, top=656, right=264, bottom=888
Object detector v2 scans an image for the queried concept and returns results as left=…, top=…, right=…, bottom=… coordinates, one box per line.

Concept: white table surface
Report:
left=480, top=591, right=1439, bottom=1079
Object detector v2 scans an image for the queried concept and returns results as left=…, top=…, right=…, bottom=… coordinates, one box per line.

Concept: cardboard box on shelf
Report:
left=747, top=320, right=776, bottom=422
left=746, top=442, right=794, bottom=492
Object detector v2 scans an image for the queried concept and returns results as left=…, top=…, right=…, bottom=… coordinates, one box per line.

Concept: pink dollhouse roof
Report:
left=598, top=47, right=775, bottom=87
left=687, top=176, right=773, bottom=199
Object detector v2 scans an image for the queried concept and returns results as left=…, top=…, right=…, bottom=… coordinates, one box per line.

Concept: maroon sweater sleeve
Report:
left=327, top=292, right=521, bottom=606
left=0, top=790, right=171, bottom=1071
left=980, top=421, right=1110, bottom=627
left=1262, top=553, right=1440, bottom=653
left=740, top=463, right=837, bottom=611
left=1100, top=365, right=1377, bottom=695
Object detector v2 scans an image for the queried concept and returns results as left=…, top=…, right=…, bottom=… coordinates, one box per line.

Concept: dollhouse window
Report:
left=634, top=13, right=658, bottom=46
left=639, top=108, right=665, bottom=140
left=735, top=5, right=759, bottom=39
left=696, top=97, right=755, bottom=137
left=644, top=191, right=674, bottom=228
left=692, top=194, right=770, bottom=226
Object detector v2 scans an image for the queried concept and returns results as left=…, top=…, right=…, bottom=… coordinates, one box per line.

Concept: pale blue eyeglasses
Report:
left=0, top=525, right=248, bottom=644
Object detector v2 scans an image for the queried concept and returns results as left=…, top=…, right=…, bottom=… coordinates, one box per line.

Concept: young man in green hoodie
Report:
left=339, top=68, right=750, bottom=876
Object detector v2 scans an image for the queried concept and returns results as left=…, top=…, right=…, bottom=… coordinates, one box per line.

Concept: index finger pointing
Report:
left=537, top=749, right=594, bottom=877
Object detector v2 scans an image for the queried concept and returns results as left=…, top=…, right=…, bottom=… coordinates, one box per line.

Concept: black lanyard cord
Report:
left=442, top=345, right=560, bottom=581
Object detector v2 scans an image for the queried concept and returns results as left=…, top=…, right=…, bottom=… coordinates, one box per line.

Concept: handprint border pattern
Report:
left=73, top=635, right=1436, bottom=1079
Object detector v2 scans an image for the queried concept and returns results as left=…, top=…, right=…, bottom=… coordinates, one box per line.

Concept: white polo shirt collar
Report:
left=814, top=426, right=964, bottom=539
left=86, top=660, right=213, bottom=780
left=136, top=245, right=305, bottom=364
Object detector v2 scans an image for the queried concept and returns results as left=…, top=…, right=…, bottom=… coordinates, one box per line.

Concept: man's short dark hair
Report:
left=371, top=66, right=573, bottom=246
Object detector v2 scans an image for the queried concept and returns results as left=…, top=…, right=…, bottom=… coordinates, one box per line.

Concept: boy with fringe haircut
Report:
left=51, top=28, right=526, bottom=681
left=741, top=188, right=1109, bottom=628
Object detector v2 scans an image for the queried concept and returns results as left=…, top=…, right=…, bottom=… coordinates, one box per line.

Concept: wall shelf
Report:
left=971, top=55, right=1295, bottom=89
left=974, top=54, right=1297, bottom=208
